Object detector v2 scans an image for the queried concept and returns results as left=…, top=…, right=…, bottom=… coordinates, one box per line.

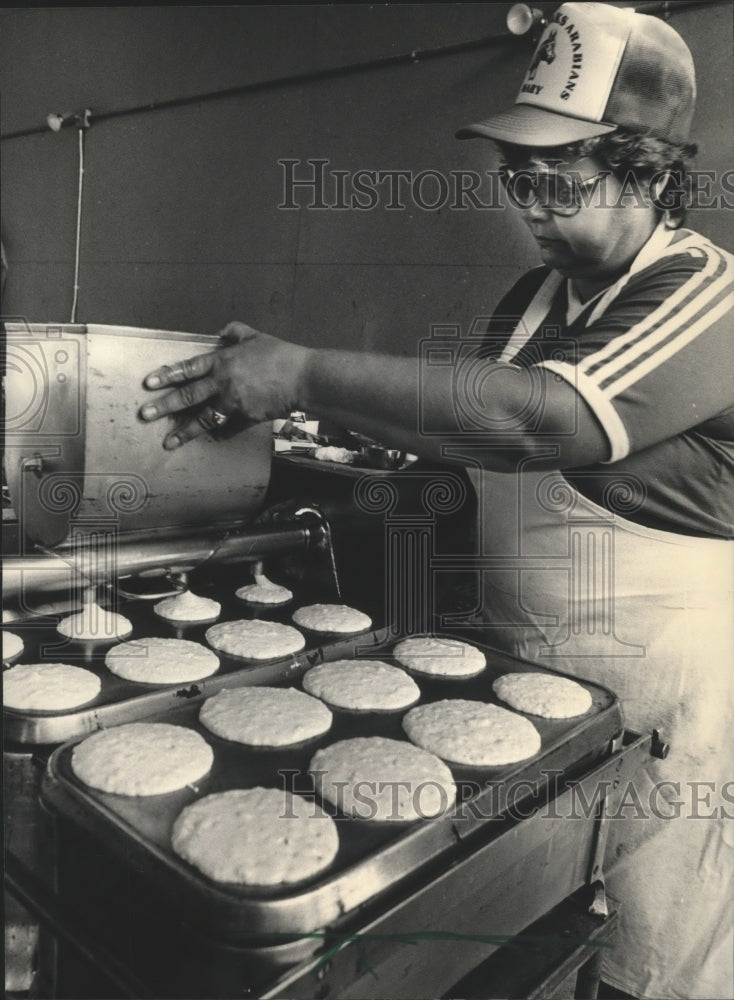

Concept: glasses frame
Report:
left=499, top=166, right=608, bottom=216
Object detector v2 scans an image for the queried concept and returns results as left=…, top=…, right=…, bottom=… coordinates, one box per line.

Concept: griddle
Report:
left=3, top=574, right=382, bottom=745
left=41, top=626, right=623, bottom=946
left=4, top=321, right=631, bottom=998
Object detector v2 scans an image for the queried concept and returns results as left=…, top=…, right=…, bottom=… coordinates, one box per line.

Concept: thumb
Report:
left=217, top=322, right=259, bottom=347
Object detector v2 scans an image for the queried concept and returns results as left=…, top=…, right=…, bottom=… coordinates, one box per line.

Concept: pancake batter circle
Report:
left=57, top=603, right=133, bottom=642
left=392, top=636, right=486, bottom=679
left=492, top=672, right=593, bottom=719
left=310, top=736, right=456, bottom=822
left=2, top=631, right=24, bottom=663
left=402, top=699, right=542, bottom=767
left=205, top=619, right=305, bottom=660
left=171, top=787, right=339, bottom=886
left=105, top=637, right=220, bottom=684
left=302, top=659, right=420, bottom=713
left=153, top=590, right=221, bottom=624
left=292, top=604, right=372, bottom=635
left=199, top=686, right=332, bottom=746
left=3, top=663, right=102, bottom=711
left=235, top=581, right=293, bottom=605
left=71, top=722, right=214, bottom=796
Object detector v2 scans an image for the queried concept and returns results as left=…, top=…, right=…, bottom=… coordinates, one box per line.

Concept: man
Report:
left=140, top=4, right=733, bottom=996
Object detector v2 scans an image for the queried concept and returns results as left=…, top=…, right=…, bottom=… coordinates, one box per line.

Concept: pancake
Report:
left=171, top=787, right=339, bottom=886
left=310, top=736, right=456, bottom=822
left=205, top=619, right=305, bottom=660
left=2, top=630, right=24, bottom=663
left=392, top=636, right=486, bottom=679
left=57, top=603, right=133, bottom=642
left=3, top=663, right=101, bottom=712
left=199, top=686, right=332, bottom=747
left=292, top=604, right=372, bottom=635
left=154, top=590, right=221, bottom=624
left=402, top=699, right=542, bottom=767
left=105, top=637, right=219, bottom=684
left=302, top=659, right=420, bottom=713
left=71, top=722, right=214, bottom=796
left=493, top=672, right=593, bottom=719
left=235, top=580, right=293, bottom=605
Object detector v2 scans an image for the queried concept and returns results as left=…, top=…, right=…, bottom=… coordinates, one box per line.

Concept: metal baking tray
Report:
left=3, top=576, right=383, bottom=745
left=41, top=632, right=624, bottom=944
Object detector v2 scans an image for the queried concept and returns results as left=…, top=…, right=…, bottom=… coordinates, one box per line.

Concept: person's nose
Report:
left=523, top=199, right=553, bottom=222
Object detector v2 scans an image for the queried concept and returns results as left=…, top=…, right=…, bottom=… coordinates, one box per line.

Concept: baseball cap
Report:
left=456, top=2, right=696, bottom=146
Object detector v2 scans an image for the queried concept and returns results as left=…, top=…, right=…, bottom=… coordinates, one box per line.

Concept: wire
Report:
left=1, top=29, right=517, bottom=142
left=1, top=0, right=729, bottom=143
left=70, top=125, right=84, bottom=323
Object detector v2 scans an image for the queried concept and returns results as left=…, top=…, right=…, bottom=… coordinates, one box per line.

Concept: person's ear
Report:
left=650, top=170, right=684, bottom=228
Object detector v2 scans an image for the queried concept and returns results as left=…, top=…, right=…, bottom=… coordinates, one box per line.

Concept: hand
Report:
left=139, top=323, right=310, bottom=450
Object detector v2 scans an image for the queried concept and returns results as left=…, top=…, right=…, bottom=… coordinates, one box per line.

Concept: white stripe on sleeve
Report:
left=538, top=360, right=631, bottom=462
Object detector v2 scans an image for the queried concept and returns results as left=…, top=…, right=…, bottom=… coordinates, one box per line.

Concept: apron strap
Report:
left=499, top=271, right=564, bottom=363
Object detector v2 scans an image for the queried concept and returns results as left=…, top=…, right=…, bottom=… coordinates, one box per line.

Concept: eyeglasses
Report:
left=499, top=166, right=607, bottom=216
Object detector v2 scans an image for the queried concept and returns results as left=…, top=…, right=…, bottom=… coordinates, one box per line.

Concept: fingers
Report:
left=139, top=323, right=277, bottom=450
left=140, top=375, right=218, bottom=422
left=161, top=413, right=211, bottom=452
left=195, top=405, right=230, bottom=431
left=144, top=351, right=215, bottom=390
left=155, top=405, right=229, bottom=451
left=161, top=410, right=251, bottom=451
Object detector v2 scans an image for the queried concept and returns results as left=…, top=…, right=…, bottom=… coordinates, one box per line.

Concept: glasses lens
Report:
left=549, top=175, right=576, bottom=211
left=501, top=170, right=535, bottom=208
left=500, top=168, right=589, bottom=214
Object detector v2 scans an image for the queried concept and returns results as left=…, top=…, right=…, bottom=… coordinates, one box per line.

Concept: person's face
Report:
left=504, top=154, right=658, bottom=286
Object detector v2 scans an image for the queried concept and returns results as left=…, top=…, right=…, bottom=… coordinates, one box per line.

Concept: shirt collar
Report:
left=566, top=220, right=677, bottom=327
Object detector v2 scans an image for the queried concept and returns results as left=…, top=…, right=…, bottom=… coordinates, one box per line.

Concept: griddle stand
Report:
left=7, top=730, right=653, bottom=999
left=261, top=730, right=650, bottom=1000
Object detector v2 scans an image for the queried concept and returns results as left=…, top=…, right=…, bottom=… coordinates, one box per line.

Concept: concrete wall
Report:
left=1, top=3, right=732, bottom=354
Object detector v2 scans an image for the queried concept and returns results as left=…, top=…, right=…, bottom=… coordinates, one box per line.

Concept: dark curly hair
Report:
left=495, top=128, right=698, bottom=227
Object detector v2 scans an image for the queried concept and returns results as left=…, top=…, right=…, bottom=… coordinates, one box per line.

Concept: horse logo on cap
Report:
left=527, top=29, right=557, bottom=80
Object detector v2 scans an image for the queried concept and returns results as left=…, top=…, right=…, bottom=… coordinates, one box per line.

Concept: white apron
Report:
left=466, top=258, right=734, bottom=999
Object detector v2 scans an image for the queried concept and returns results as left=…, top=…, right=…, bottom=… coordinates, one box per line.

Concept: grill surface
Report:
left=3, top=568, right=379, bottom=744
left=40, top=626, right=623, bottom=943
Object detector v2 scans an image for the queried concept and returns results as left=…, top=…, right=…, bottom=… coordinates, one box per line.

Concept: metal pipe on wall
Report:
left=4, top=0, right=727, bottom=142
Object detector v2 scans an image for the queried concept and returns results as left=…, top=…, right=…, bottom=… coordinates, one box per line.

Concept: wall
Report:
left=1, top=3, right=732, bottom=355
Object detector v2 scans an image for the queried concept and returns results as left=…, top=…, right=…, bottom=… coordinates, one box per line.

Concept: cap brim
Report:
left=456, top=103, right=618, bottom=147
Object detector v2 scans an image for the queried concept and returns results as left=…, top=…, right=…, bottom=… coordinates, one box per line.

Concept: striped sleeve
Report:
left=539, top=236, right=734, bottom=462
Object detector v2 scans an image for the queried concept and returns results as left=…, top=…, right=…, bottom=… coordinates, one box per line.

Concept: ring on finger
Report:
left=164, top=361, right=186, bottom=382
left=197, top=405, right=229, bottom=430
